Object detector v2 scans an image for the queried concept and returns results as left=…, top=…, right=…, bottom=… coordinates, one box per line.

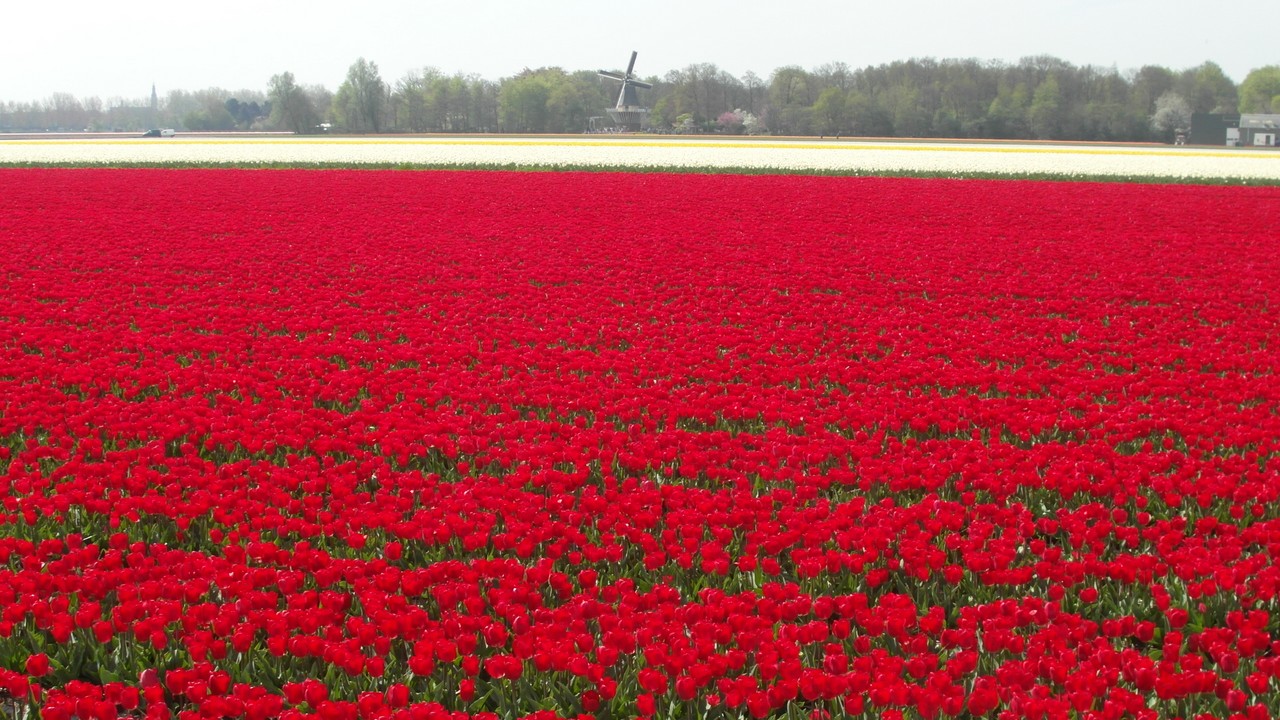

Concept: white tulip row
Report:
left=1, top=135, right=1277, bottom=181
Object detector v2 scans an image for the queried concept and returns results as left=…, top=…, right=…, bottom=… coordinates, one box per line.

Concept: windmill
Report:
left=598, top=51, right=652, bottom=132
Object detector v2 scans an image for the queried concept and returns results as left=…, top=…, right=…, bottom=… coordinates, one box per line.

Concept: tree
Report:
left=1074, top=66, right=1141, bottom=140
left=889, top=85, right=930, bottom=137
left=469, top=77, right=501, bottom=133
left=814, top=62, right=853, bottom=92
left=812, top=87, right=847, bottom=135
left=649, top=96, right=676, bottom=129
left=740, top=71, right=764, bottom=115
left=716, top=110, right=742, bottom=134
left=931, top=108, right=961, bottom=138
left=47, top=92, right=87, bottom=131
left=547, top=71, right=603, bottom=132
left=4, top=54, right=1252, bottom=143
left=938, top=69, right=980, bottom=133
left=1239, top=66, right=1280, bottom=113
left=393, top=68, right=438, bottom=132
left=845, top=91, right=893, bottom=137
left=183, top=106, right=236, bottom=131
left=426, top=72, right=464, bottom=132
left=334, top=58, right=387, bottom=133
left=767, top=66, right=814, bottom=134
left=268, top=72, right=319, bottom=133
left=664, top=66, right=702, bottom=122
left=162, top=89, right=198, bottom=128
left=939, top=59, right=992, bottom=131
left=389, top=68, right=489, bottom=133
left=1129, top=65, right=1175, bottom=115
left=987, top=82, right=1030, bottom=138
left=1151, top=91, right=1192, bottom=140
left=1178, top=61, right=1237, bottom=113
left=499, top=72, right=551, bottom=132
left=1029, top=74, right=1062, bottom=139
left=664, top=63, right=739, bottom=125
left=82, top=96, right=104, bottom=130
left=181, top=88, right=241, bottom=131
left=305, top=85, right=333, bottom=126
left=225, top=98, right=265, bottom=129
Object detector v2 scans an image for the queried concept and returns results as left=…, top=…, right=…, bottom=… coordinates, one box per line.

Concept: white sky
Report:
left=1, top=0, right=1272, bottom=103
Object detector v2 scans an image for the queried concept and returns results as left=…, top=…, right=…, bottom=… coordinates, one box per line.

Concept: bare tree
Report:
left=394, top=68, right=440, bottom=132
left=48, top=93, right=87, bottom=130
left=268, top=72, right=319, bottom=133
left=814, top=61, right=853, bottom=91
left=740, top=71, right=763, bottom=115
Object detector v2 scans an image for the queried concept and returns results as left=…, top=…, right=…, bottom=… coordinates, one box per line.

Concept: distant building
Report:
left=1190, top=114, right=1239, bottom=146
left=1239, top=114, right=1279, bottom=147
left=1190, top=113, right=1280, bottom=146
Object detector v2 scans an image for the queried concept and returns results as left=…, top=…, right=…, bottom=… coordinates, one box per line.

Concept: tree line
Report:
left=4, top=57, right=1279, bottom=142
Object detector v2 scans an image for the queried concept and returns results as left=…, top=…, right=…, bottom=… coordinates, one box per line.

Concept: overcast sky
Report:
left=2, top=0, right=1272, bottom=103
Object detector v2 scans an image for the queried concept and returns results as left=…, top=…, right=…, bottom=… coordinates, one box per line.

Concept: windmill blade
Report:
left=625, top=51, right=638, bottom=76
left=630, top=80, right=654, bottom=89
left=598, top=71, right=626, bottom=81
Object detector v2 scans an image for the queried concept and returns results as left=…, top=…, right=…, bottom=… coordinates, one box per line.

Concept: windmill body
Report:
left=598, top=51, right=652, bottom=132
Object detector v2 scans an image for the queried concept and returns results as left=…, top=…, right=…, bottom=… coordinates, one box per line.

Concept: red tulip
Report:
left=25, top=654, right=50, bottom=677
left=636, top=692, right=656, bottom=716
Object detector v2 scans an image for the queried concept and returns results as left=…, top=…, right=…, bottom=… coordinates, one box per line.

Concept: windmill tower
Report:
left=598, top=51, right=652, bottom=132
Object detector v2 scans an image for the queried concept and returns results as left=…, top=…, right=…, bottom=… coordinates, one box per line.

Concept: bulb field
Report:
left=2, top=136, right=1279, bottom=183
left=1, top=167, right=1279, bottom=720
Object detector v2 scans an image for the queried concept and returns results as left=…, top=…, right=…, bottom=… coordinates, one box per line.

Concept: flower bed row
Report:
left=1, top=169, right=1278, bottom=719
left=1, top=136, right=1278, bottom=182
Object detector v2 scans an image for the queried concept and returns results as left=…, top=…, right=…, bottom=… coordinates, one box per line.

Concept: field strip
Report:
left=3, top=135, right=1273, bottom=161
left=3, top=169, right=1280, bottom=718
left=2, top=135, right=1277, bottom=180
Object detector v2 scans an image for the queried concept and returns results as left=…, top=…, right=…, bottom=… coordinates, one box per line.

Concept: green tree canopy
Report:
left=1029, top=74, right=1062, bottom=139
left=1178, top=61, right=1238, bottom=113
left=182, top=106, right=236, bottom=132
left=812, top=87, right=847, bottom=135
left=334, top=58, right=387, bottom=133
left=499, top=71, right=552, bottom=133
left=767, top=66, right=813, bottom=134
left=1239, top=66, right=1280, bottom=113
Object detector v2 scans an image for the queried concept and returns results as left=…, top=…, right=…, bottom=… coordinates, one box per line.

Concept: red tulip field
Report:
left=1, top=168, right=1279, bottom=720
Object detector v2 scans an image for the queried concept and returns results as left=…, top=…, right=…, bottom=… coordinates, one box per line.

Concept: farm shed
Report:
left=1191, top=113, right=1280, bottom=146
